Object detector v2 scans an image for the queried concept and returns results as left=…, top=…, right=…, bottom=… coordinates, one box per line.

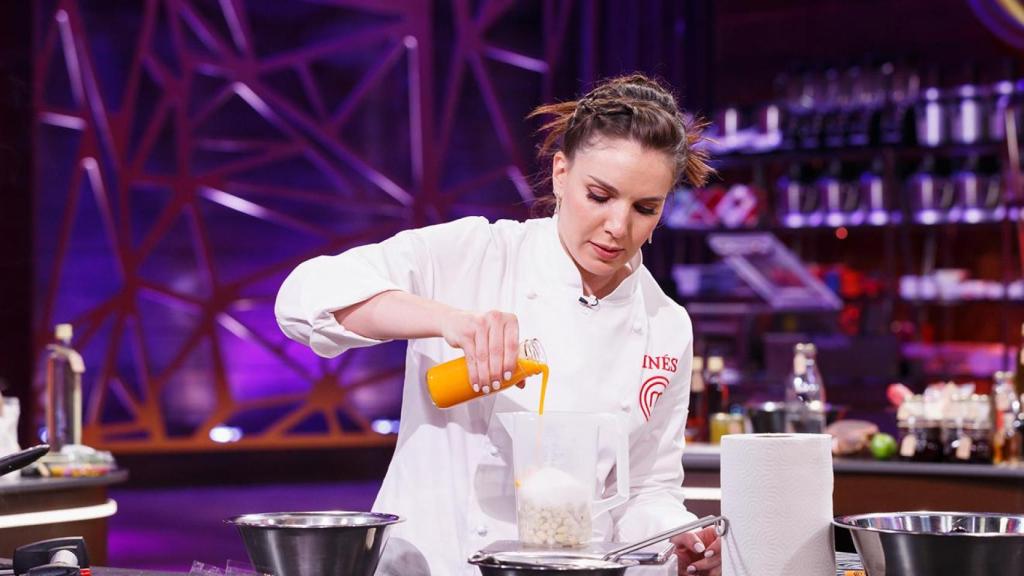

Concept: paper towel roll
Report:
left=721, top=434, right=835, bottom=576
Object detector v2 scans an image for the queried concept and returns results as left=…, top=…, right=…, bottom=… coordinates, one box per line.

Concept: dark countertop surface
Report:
left=683, top=444, right=1024, bottom=479
left=4, top=553, right=868, bottom=576
left=0, top=469, right=129, bottom=495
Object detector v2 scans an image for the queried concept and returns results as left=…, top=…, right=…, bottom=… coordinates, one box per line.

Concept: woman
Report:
left=276, top=73, right=720, bottom=576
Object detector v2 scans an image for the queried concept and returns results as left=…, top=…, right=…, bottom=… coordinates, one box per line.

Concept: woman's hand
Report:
left=671, top=526, right=721, bottom=576
left=440, top=309, right=520, bottom=393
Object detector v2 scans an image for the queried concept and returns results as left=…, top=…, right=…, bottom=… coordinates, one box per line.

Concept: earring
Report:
left=647, top=234, right=653, bottom=245
left=555, top=194, right=561, bottom=213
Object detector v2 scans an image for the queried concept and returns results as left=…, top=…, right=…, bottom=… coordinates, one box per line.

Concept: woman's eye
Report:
left=586, top=191, right=610, bottom=203
left=635, top=204, right=658, bottom=215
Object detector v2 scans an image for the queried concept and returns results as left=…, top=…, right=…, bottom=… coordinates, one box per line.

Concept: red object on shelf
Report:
left=886, top=383, right=914, bottom=407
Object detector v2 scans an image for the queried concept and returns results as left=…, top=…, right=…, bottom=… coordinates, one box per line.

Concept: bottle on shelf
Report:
left=777, top=163, right=815, bottom=228
left=785, top=343, right=827, bottom=434
left=908, top=155, right=954, bottom=225
left=1015, top=323, right=1024, bottom=396
left=993, top=371, right=1022, bottom=465
left=860, top=157, right=890, bottom=226
left=45, top=323, right=85, bottom=451
left=878, top=59, right=920, bottom=145
left=685, top=356, right=708, bottom=443
left=705, top=356, right=728, bottom=416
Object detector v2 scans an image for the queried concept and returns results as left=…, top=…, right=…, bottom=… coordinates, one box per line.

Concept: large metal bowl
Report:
left=227, top=511, right=402, bottom=576
left=833, top=511, right=1024, bottom=575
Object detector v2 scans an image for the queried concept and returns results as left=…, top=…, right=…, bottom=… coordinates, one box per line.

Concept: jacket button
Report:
left=487, top=443, right=500, bottom=456
left=476, top=525, right=488, bottom=537
left=526, top=291, right=538, bottom=300
left=620, top=400, right=631, bottom=412
left=632, top=320, right=643, bottom=333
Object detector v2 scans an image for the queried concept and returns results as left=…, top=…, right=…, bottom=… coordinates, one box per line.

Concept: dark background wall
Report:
left=1, top=0, right=1019, bottom=462
left=0, top=0, right=32, bottom=444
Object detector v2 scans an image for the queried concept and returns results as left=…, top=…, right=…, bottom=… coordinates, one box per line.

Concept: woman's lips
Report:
left=589, top=241, right=623, bottom=261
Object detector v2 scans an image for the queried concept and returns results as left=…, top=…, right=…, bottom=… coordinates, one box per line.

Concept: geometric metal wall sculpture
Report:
left=968, top=0, right=1024, bottom=49
left=33, top=0, right=597, bottom=452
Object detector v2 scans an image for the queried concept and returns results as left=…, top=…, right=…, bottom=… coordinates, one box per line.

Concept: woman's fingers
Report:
left=446, top=309, right=521, bottom=395
left=671, top=531, right=705, bottom=555
left=486, top=312, right=504, bottom=390
left=473, top=320, right=490, bottom=393
left=502, top=314, right=519, bottom=386
left=672, top=527, right=722, bottom=575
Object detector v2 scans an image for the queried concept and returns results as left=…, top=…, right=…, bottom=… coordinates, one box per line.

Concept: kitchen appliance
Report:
left=504, top=412, right=629, bottom=548
left=0, top=445, right=49, bottom=477
left=746, top=402, right=787, bottom=433
left=228, top=511, right=402, bottom=576
left=12, top=537, right=89, bottom=576
left=833, top=511, right=1024, bottom=575
left=468, top=515, right=727, bottom=575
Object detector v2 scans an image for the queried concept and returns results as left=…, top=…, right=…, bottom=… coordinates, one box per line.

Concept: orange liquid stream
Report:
left=519, top=359, right=549, bottom=415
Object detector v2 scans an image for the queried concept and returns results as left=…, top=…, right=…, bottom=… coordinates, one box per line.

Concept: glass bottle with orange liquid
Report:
left=427, top=339, right=549, bottom=412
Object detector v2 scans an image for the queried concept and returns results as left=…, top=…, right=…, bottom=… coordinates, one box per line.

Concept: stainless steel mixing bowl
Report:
left=833, top=511, right=1024, bottom=576
left=227, top=511, right=402, bottom=576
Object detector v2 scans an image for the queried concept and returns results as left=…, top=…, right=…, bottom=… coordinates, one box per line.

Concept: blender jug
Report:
left=508, top=411, right=630, bottom=548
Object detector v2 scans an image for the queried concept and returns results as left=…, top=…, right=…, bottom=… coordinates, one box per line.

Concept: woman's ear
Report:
left=552, top=151, right=568, bottom=199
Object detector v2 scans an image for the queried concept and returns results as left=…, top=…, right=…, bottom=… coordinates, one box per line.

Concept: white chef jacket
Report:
left=275, top=215, right=697, bottom=576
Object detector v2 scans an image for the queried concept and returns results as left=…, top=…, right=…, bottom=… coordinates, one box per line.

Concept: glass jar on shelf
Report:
left=898, top=395, right=943, bottom=462
left=942, top=393, right=971, bottom=463
left=963, top=394, right=994, bottom=464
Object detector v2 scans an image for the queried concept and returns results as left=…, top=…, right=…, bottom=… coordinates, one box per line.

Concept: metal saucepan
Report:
left=469, top=515, right=729, bottom=575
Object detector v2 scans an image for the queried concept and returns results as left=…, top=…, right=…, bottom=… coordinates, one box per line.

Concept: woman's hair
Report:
left=528, top=73, right=714, bottom=215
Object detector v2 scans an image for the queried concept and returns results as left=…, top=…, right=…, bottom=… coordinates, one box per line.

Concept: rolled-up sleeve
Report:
left=275, top=216, right=492, bottom=358
left=611, top=320, right=697, bottom=541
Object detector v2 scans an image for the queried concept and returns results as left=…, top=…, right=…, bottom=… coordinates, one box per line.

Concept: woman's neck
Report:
left=554, top=223, right=634, bottom=299
left=579, top=260, right=633, bottom=299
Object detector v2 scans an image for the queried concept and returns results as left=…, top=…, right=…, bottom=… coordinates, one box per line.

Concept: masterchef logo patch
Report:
left=639, top=375, right=669, bottom=420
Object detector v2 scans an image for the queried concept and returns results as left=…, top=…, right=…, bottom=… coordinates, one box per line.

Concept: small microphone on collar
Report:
left=578, top=294, right=599, bottom=308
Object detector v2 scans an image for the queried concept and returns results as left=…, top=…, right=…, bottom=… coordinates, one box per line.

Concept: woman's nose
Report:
left=605, top=206, right=629, bottom=236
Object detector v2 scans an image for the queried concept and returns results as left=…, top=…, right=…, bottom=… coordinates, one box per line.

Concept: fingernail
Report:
left=693, top=542, right=705, bottom=554
left=686, top=566, right=696, bottom=574
left=472, top=384, right=480, bottom=393
left=503, top=371, right=512, bottom=381
left=482, top=385, right=491, bottom=394
left=493, top=380, right=502, bottom=390
left=704, top=550, right=715, bottom=558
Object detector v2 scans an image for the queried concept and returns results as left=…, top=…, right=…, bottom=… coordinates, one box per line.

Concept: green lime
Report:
left=869, top=433, right=897, bottom=460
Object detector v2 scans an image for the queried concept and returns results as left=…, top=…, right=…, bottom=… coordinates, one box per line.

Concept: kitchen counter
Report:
left=0, top=549, right=864, bottom=569
left=0, top=470, right=129, bottom=494
left=679, top=444, right=1024, bottom=518
left=683, top=443, right=1024, bottom=479
left=0, top=470, right=127, bottom=564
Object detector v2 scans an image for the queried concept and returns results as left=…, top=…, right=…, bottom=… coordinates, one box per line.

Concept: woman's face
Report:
left=552, top=136, right=675, bottom=293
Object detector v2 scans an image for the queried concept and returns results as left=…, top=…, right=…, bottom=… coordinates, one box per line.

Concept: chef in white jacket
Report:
left=275, top=73, right=722, bottom=576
